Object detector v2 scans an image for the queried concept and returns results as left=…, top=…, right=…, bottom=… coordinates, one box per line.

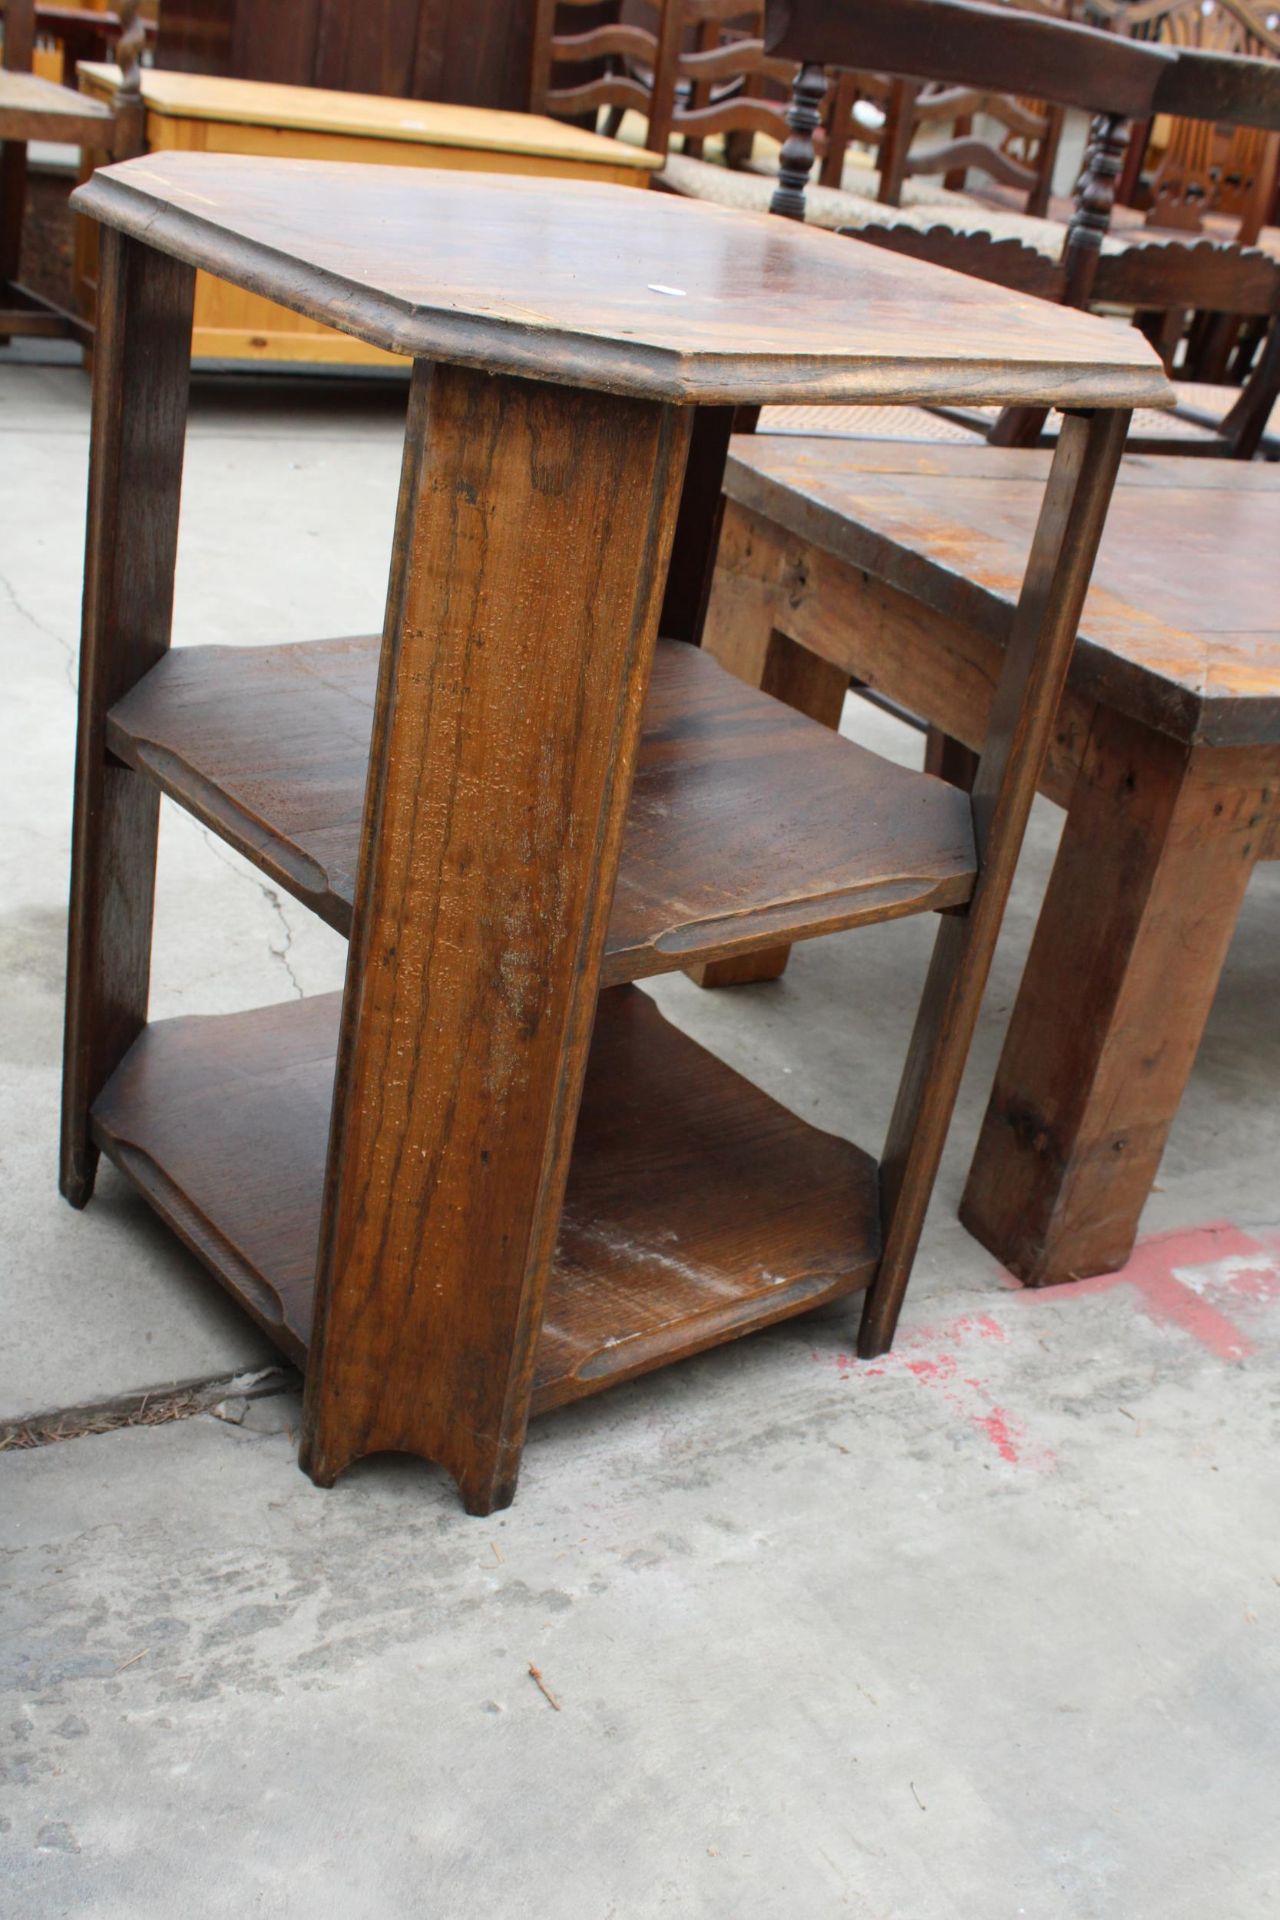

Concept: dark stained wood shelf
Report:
left=91, top=986, right=880, bottom=1413
left=107, top=636, right=978, bottom=981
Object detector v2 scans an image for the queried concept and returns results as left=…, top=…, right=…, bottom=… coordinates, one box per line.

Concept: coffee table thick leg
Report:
left=61, top=232, right=194, bottom=1206
left=860, top=408, right=1129, bottom=1359
left=301, top=364, right=691, bottom=1515
left=960, top=712, right=1273, bottom=1283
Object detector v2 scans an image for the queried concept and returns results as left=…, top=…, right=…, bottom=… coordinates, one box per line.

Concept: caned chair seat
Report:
left=748, top=151, right=979, bottom=211
left=1173, top=379, right=1280, bottom=444
left=758, top=403, right=985, bottom=441
left=659, top=152, right=1176, bottom=262
left=655, top=151, right=885, bottom=228
left=932, top=398, right=1231, bottom=448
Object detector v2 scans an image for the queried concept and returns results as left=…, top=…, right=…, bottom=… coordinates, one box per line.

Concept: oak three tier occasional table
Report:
left=61, top=153, right=1168, bottom=1512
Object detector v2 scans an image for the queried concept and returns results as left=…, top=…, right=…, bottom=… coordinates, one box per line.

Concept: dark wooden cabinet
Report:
left=156, top=0, right=543, bottom=110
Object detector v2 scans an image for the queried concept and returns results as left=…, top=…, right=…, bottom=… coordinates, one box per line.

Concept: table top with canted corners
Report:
left=72, top=151, right=1173, bottom=408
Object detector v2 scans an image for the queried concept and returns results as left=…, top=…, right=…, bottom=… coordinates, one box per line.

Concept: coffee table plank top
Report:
left=76, top=63, right=661, bottom=173
left=72, top=153, right=1172, bottom=407
left=725, top=441, right=1280, bottom=745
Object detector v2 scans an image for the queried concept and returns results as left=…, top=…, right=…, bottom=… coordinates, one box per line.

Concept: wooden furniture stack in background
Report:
left=698, top=8, right=1280, bottom=1291
left=154, top=0, right=544, bottom=113
left=0, top=0, right=140, bottom=341
left=525, top=0, right=1069, bottom=227
left=71, top=62, right=659, bottom=364
left=0, top=3, right=157, bottom=87
left=62, top=150, right=1164, bottom=1508
left=1099, top=0, right=1280, bottom=242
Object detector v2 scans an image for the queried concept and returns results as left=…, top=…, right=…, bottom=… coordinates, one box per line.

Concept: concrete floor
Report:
left=2, top=353, right=1278, bottom=1919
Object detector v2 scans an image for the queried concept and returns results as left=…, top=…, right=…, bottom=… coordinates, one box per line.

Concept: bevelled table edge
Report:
left=70, top=168, right=1176, bottom=410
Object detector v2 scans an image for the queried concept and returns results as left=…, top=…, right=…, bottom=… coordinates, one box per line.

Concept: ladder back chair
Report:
left=761, top=0, right=1280, bottom=452
left=528, top=0, right=662, bottom=133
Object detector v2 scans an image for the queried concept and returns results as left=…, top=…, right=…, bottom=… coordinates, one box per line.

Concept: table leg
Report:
left=860, top=409, right=1129, bottom=1357
left=301, top=364, right=691, bottom=1515
left=961, top=707, right=1273, bottom=1284
left=61, top=232, right=194, bottom=1206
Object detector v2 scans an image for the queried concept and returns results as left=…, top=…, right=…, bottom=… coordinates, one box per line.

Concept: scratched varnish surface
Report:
left=72, top=152, right=1172, bottom=407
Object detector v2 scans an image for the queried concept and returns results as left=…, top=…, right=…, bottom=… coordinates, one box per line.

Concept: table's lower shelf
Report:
left=106, top=636, right=977, bottom=984
left=91, top=987, right=880, bottom=1413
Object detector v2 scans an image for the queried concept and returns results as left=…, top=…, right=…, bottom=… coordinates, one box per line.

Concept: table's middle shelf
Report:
left=107, top=636, right=978, bottom=983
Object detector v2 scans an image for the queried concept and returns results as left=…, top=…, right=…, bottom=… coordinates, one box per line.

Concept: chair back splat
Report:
left=763, top=0, right=1170, bottom=310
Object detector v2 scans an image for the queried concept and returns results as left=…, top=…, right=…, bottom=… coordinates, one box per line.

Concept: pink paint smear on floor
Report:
left=816, top=1310, right=1054, bottom=1471
left=1004, top=1220, right=1280, bottom=1362
left=811, top=1225, right=1278, bottom=1468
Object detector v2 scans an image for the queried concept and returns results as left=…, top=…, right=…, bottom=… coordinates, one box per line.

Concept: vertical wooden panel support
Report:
left=300, top=364, right=692, bottom=1515
left=859, top=407, right=1130, bottom=1358
left=61, top=232, right=194, bottom=1206
left=960, top=714, right=1269, bottom=1284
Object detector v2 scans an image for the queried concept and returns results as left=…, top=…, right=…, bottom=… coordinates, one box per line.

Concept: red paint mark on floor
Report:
left=974, top=1408, right=1021, bottom=1465
left=812, top=1307, right=1050, bottom=1469
left=811, top=1221, right=1276, bottom=1473
left=905, top=1354, right=957, bottom=1385
left=1007, top=1221, right=1279, bottom=1361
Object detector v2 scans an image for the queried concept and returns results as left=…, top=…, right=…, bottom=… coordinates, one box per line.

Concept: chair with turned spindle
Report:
left=1096, top=0, right=1280, bottom=243
left=530, top=0, right=884, bottom=224
left=758, top=1, right=1280, bottom=456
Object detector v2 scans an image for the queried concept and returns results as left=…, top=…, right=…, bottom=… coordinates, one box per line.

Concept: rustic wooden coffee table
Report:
left=62, top=154, right=1165, bottom=1510
left=706, top=439, right=1280, bottom=1287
